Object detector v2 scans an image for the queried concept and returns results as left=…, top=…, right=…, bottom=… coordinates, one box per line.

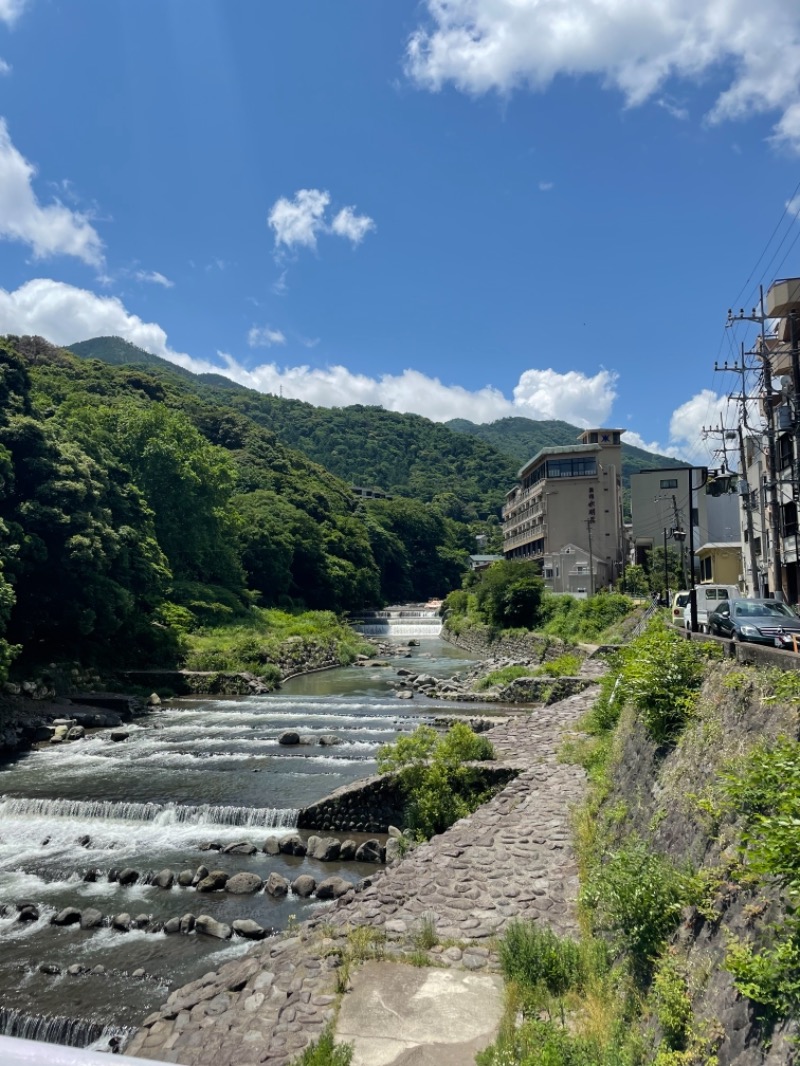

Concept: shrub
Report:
left=499, top=920, right=587, bottom=998
left=292, top=1027, right=353, bottom=1066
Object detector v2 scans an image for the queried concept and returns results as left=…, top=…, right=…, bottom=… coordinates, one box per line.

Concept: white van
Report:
left=682, top=585, right=740, bottom=632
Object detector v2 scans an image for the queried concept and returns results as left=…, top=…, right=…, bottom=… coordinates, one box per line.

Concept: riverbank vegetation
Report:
left=377, top=722, right=496, bottom=839
left=479, top=621, right=800, bottom=1064
left=444, top=560, right=635, bottom=643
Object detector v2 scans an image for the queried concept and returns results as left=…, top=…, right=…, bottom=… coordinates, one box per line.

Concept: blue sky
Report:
left=0, top=0, right=799, bottom=462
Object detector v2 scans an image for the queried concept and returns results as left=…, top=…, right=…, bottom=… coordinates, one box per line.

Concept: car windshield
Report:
left=734, top=601, right=796, bottom=618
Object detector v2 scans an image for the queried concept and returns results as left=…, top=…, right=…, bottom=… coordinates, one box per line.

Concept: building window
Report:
left=545, top=458, right=598, bottom=479
left=779, top=434, right=793, bottom=471
left=543, top=567, right=554, bottom=578
left=783, top=500, right=798, bottom=538
left=660, top=478, right=679, bottom=489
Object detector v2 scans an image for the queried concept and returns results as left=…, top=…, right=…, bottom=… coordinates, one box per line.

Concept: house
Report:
left=502, top=428, right=625, bottom=592
left=541, top=543, right=596, bottom=598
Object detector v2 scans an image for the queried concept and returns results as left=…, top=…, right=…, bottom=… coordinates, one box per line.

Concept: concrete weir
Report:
left=126, top=686, right=597, bottom=1066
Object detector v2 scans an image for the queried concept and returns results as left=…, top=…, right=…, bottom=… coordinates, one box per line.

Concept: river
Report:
left=0, top=638, right=479, bottom=1050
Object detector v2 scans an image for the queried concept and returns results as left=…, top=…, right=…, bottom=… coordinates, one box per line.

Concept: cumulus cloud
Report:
left=0, top=119, right=104, bottom=266
left=331, top=206, right=376, bottom=245
left=134, top=270, right=174, bottom=288
left=0, top=60, right=11, bottom=76
left=406, top=0, right=800, bottom=150
left=268, top=189, right=375, bottom=252
left=247, top=325, right=286, bottom=348
left=0, top=0, right=27, bottom=25
left=513, top=368, right=617, bottom=426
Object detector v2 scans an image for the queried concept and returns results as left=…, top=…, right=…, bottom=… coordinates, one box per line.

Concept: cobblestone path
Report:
left=126, top=686, right=596, bottom=1066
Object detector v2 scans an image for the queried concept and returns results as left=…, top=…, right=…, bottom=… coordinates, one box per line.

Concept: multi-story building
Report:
left=630, top=468, right=739, bottom=586
left=502, top=428, right=625, bottom=592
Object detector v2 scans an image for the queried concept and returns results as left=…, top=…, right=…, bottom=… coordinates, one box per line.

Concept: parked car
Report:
left=707, top=598, right=800, bottom=648
left=671, top=590, right=690, bottom=625
left=681, top=584, right=739, bottom=632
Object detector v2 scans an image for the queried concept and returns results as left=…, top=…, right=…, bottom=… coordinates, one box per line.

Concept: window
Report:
left=543, top=567, right=554, bottom=578
left=783, top=500, right=798, bottom=538
left=660, top=478, right=678, bottom=489
left=779, top=434, right=793, bottom=470
left=545, top=458, right=598, bottom=479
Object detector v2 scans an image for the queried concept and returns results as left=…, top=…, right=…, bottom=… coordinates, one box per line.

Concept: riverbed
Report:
left=0, top=639, right=480, bottom=1046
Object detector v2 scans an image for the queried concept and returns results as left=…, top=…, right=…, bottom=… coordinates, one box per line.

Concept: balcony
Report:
left=767, top=277, right=800, bottom=318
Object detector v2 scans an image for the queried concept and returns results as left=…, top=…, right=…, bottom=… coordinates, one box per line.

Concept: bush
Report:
left=473, top=561, right=546, bottom=630
left=291, top=1028, right=352, bottom=1066
left=542, top=593, right=635, bottom=643
left=377, top=722, right=495, bottom=839
left=499, top=920, right=587, bottom=997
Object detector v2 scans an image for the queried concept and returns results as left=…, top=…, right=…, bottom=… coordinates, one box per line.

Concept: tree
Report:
left=474, top=561, right=546, bottom=630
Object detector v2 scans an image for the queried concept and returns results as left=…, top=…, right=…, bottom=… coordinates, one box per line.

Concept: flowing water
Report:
left=0, top=638, right=478, bottom=1048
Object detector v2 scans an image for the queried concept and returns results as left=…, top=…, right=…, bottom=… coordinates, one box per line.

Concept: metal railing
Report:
left=630, top=598, right=661, bottom=639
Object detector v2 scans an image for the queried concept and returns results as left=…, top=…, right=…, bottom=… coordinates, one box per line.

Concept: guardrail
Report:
left=629, top=599, right=660, bottom=639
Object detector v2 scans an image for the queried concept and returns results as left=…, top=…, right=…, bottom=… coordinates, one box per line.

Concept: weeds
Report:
left=290, top=1027, right=353, bottom=1066
left=412, top=913, right=438, bottom=951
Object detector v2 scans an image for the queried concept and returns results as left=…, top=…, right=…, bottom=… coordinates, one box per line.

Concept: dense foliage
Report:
left=377, top=722, right=495, bottom=839
left=0, top=335, right=472, bottom=671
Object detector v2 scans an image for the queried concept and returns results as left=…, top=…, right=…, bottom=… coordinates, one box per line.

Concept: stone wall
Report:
left=442, top=623, right=570, bottom=662
left=298, top=766, right=518, bottom=834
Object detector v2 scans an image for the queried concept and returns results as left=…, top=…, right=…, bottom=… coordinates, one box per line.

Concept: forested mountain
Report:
left=0, top=336, right=471, bottom=675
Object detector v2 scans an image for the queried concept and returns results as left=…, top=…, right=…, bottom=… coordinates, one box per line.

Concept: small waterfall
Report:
left=353, top=607, right=442, bottom=637
left=0, top=1008, right=132, bottom=1050
left=0, top=796, right=299, bottom=829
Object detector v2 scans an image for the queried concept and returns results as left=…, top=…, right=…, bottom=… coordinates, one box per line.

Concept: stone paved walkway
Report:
left=125, top=686, right=596, bottom=1066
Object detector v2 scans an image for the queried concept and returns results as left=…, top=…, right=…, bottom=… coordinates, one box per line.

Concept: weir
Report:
left=0, top=796, right=299, bottom=829
left=352, top=605, right=442, bottom=637
left=0, top=1008, right=132, bottom=1051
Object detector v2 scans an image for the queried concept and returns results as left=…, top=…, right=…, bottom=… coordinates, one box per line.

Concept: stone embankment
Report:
left=127, top=684, right=596, bottom=1065
left=441, top=622, right=569, bottom=661
left=0, top=692, right=142, bottom=758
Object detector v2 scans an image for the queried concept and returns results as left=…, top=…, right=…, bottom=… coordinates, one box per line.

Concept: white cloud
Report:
left=134, top=270, right=174, bottom=288
left=538, top=181, right=554, bottom=192
left=268, top=189, right=375, bottom=252
left=331, top=206, right=376, bottom=245
left=0, top=119, right=104, bottom=266
left=0, top=60, right=11, bottom=76
left=0, top=0, right=27, bottom=25
left=513, top=368, right=617, bottom=426
left=407, top=0, right=800, bottom=150
left=268, top=188, right=331, bottom=251
left=787, top=195, right=800, bottom=219
left=247, top=325, right=286, bottom=348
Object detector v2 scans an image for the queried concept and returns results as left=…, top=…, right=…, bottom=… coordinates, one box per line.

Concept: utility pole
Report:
left=688, top=468, right=698, bottom=631
left=727, top=289, right=785, bottom=598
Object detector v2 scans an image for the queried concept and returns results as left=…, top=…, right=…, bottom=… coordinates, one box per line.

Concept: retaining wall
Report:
left=441, top=623, right=569, bottom=662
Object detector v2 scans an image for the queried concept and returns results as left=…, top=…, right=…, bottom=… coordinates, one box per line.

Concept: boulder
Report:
left=395, top=689, right=414, bottom=700
left=117, top=868, right=139, bottom=886
left=232, top=919, right=268, bottom=940
left=132, top=968, right=146, bottom=979
left=17, top=905, right=39, bottom=923
left=191, top=865, right=210, bottom=886
left=39, top=963, right=61, bottom=975
left=77, top=834, right=91, bottom=848
left=112, top=913, right=131, bottom=931
left=67, top=964, right=88, bottom=976
left=178, top=869, right=194, bottom=887
left=66, top=725, right=86, bottom=741
left=291, top=874, right=316, bottom=898
left=90, top=965, right=105, bottom=975
left=385, top=838, right=401, bottom=864
left=151, top=869, right=175, bottom=889
left=226, top=871, right=263, bottom=894
left=278, top=730, right=300, bottom=746
left=278, top=834, right=306, bottom=856
left=309, top=836, right=340, bottom=862
left=222, top=841, right=257, bottom=855
left=133, top=913, right=150, bottom=928
left=195, top=914, right=232, bottom=940
left=109, top=730, right=129, bottom=743
left=263, top=836, right=281, bottom=855
left=315, top=877, right=351, bottom=900
left=339, top=839, right=357, bottom=861
left=52, top=907, right=82, bottom=927
left=198, top=841, right=222, bottom=851
left=195, top=869, right=229, bottom=893
left=163, top=917, right=181, bottom=935
left=82, top=868, right=99, bottom=882
left=265, top=872, right=289, bottom=897
left=318, top=734, right=342, bottom=746
left=179, top=913, right=195, bottom=934
left=147, top=693, right=161, bottom=706
left=355, top=839, right=383, bottom=863
left=80, top=908, right=104, bottom=930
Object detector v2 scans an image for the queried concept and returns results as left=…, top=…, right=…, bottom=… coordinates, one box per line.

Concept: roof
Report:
left=469, top=554, right=503, bottom=563
left=696, top=541, right=741, bottom=554
left=518, top=443, right=600, bottom=479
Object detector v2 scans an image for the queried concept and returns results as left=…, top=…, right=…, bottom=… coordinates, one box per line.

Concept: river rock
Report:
left=179, top=913, right=195, bottom=934
left=265, top=872, right=289, bottom=897
left=278, top=834, right=306, bottom=856
left=395, top=689, right=414, bottom=699
left=163, top=917, right=181, bottom=935
left=309, top=836, right=340, bottom=861
left=291, top=875, right=316, bottom=898
left=151, top=869, right=175, bottom=889
left=77, top=834, right=91, bottom=848
left=17, top=905, right=39, bottom=923
left=339, top=839, right=357, bottom=861
left=91, top=965, right=105, bottom=975
left=67, top=964, right=88, bottom=976
left=196, top=869, right=229, bottom=892
left=318, top=734, right=342, bottom=746
left=198, top=841, right=222, bottom=851
left=278, top=730, right=300, bottom=745
left=109, top=730, right=129, bottom=743
left=132, top=968, right=146, bottom=979
left=147, top=693, right=161, bottom=706
left=39, top=963, right=61, bottom=975
left=112, top=912, right=131, bottom=931
left=52, top=907, right=82, bottom=926
left=178, top=869, right=194, bottom=887
left=385, top=838, right=401, bottom=863
left=66, top=725, right=86, bottom=741
left=117, top=868, right=139, bottom=886
left=191, top=865, right=210, bottom=886
left=355, top=839, right=383, bottom=863
left=232, top=919, right=268, bottom=940
left=82, top=868, right=99, bottom=882
left=263, top=836, right=281, bottom=855
left=133, top=913, right=150, bottom=928
left=80, top=908, right=104, bottom=929
left=222, top=841, right=257, bottom=855
left=315, top=877, right=351, bottom=900
left=195, top=914, right=232, bottom=940
left=226, top=871, right=263, bottom=894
